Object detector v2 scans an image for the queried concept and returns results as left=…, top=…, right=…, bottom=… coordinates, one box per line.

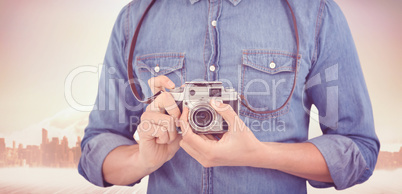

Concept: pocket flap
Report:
left=242, top=50, right=299, bottom=74
left=136, top=53, right=185, bottom=76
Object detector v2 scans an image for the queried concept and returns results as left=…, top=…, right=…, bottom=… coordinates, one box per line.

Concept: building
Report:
left=0, top=138, right=5, bottom=167
left=0, top=129, right=82, bottom=168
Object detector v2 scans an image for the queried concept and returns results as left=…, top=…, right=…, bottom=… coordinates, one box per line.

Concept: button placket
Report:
left=206, top=0, right=221, bottom=81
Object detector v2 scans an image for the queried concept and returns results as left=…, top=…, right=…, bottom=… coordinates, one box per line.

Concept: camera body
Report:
left=170, top=81, right=239, bottom=134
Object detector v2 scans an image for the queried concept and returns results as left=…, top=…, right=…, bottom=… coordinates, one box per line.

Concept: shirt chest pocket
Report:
left=135, top=53, right=186, bottom=97
left=240, top=50, right=300, bottom=120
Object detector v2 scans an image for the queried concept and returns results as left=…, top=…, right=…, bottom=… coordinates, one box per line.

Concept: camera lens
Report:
left=193, top=108, right=213, bottom=128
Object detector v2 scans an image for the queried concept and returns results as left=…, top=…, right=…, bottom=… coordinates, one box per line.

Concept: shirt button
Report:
left=269, top=62, right=276, bottom=69
left=154, top=65, right=160, bottom=73
left=211, top=20, right=217, bottom=27
left=209, top=65, right=216, bottom=72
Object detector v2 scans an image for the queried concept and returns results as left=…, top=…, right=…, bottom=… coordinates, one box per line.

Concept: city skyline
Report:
left=0, top=128, right=81, bottom=168
left=0, top=132, right=83, bottom=149
left=0, top=127, right=402, bottom=170
left=0, top=107, right=88, bottom=149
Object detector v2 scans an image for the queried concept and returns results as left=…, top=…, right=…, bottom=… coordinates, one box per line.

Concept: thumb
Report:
left=148, top=75, right=176, bottom=94
left=210, top=99, right=237, bottom=127
left=210, top=100, right=248, bottom=133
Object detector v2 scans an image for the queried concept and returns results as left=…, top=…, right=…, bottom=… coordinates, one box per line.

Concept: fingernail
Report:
left=167, top=80, right=175, bottom=88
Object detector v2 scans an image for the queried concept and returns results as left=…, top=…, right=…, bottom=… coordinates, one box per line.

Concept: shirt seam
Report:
left=123, top=0, right=142, bottom=68
left=311, top=0, right=326, bottom=67
left=123, top=1, right=131, bottom=66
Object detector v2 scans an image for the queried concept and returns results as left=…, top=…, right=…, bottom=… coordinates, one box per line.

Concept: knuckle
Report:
left=137, top=122, right=148, bottom=133
left=140, top=112, right=151, bottom=121
left=137, top=122, right=144, bottom=131
left=149, top=105, right=159, bottom=112
left=140, top=113, right=146, bottom=121
left=155, top=93, right=167, bottom=105
left=160, top=91, right=169, bottom=99
left=160, top=126, right=168, bottom=132
left=160, top=132, right=169, bottom=141
left=162, top=91, right=174, bottom=101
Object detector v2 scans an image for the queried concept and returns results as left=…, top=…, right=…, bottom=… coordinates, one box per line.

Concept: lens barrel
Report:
left=188, top=104, right=217, bottom=133
left=193, top=107, right=213, bottom=128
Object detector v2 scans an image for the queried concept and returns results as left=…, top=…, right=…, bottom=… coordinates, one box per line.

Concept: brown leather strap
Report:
left=240, top=0, right=300, bottom=114
left=127, top=0, right=159, bottom=104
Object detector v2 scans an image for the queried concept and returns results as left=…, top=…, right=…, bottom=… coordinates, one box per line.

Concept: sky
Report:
left=0, top=0, right=401, bottom=150
left=0, top=0, right=132, bottom=147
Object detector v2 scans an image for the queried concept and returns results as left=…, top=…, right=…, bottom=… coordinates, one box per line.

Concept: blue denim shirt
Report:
left=78, top=0, right=380, bottom=193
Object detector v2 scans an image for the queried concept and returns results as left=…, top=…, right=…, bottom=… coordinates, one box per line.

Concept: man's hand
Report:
left=103, top=76, right=182, bottom=185
left=136, top=76, right=181, bottom=172
left=179, top=100, right=263, bottom=167
left=179, top=100, right=333, bottom=183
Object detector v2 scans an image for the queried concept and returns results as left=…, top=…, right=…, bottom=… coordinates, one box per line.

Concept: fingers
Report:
left=140, top=111, right=178, bottom=144
left=179, top=107, right=209, bottom=153
left=178, top=107, right=192, bottom=136
left=210, top=100, right=247, bottom=133
left=166, top=135, right=182, bottom=160
left=210, top=100, right=237, bottom=125
left=148, top=75, right=175, bottom=94
left=137, top=121, right=170, bottom=144
left=146, top=92, right=181, bottom=118
left=141, top=76, right=180, bottom=145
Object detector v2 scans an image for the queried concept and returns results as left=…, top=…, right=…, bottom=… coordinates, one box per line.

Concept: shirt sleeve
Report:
left=77, top=3, right=145, bottom=187
left=305, top=0, right=380, bottom=190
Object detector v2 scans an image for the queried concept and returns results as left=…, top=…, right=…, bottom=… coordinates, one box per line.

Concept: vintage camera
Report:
left=170, top=81, right=239, bottom=134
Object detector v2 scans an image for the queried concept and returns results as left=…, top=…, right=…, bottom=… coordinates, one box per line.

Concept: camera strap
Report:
left=127, top=0, right=300, bottom=111
left=240, top=0, right=300, bottom=114
left=127, top=0, right=159, bottom=104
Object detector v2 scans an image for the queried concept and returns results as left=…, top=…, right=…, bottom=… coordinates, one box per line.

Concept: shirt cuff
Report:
left=79, top=133, right=136, bottom=187
left=306, top=134, right=371, bottom=190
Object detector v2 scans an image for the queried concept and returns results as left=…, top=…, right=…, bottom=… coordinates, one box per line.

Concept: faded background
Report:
left=0, top=0, right=401, bottom=193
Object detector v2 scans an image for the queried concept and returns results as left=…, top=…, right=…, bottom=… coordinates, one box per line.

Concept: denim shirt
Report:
left=78, top=0, right=380, bottom=193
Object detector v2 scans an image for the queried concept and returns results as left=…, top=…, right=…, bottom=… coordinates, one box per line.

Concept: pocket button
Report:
left=154, top=64, right=160, bottom=73
left=269, top=62, right=276, bottom=69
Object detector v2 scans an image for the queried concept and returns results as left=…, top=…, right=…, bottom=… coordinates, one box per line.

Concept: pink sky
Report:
left=0, top=0, right=401, bottom=150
